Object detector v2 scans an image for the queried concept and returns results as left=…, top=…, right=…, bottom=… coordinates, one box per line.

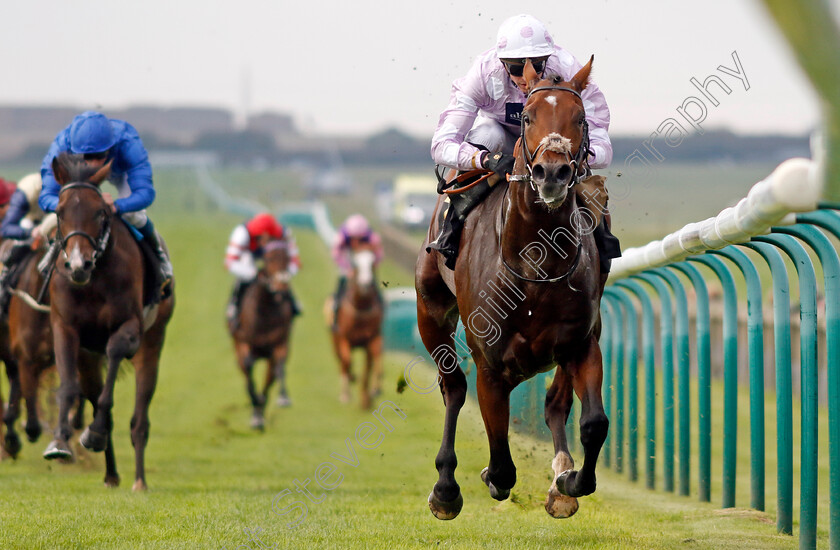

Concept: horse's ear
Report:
left=569, top=55, right=594, bottom=93
left=52, top=155, right=70, bottom=185
left=89, top=160, right=112, bottom=186
left=523, top=58, right=540, bottom=92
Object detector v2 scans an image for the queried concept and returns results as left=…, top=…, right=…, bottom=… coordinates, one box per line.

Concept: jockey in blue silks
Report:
left=39, top=111, right=173, bottom=293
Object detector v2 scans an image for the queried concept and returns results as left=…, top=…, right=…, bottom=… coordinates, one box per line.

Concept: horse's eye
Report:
left=522, top=114, right=531, bottom=125
left=578, top=115, right=585, bottom=126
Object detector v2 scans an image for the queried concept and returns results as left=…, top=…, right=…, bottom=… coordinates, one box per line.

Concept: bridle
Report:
left=509, top=85, right=592, bottom=190
left=258, top=240, right=293, bottom=295
left=56, top=182, right=111, bottom=269
left=500, top=84, right=589, bottom=285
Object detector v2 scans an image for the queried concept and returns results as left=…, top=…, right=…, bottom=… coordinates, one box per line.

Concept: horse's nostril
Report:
left=83, top=261, right=93, bottom=271
left=558, top=164, right=572, bottom=182
left=532, top=164, right=546, bottom=181
left=64, top=261, right=71, bottom=269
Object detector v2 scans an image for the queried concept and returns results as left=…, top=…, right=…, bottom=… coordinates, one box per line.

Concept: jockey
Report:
left=0, top=178, right=14, bottom=223
left=428, top=13, right=620, bottom=271
left=330, top=214, right=384, bottom=322
left=225, top=212, right=302, bottom=325
left=39, top=110, right=173, bottom=295
left=0, top=174, right=58, bottom=312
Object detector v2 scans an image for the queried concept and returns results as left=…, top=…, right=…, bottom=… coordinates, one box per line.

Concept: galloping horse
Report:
left=416, top=58, right=608, bottom=519
left=43, top=153, right=175, bottom=490
left=331, top=242, right=383, bottom=409
left=228, top=239, right=296, bottom=430
left=4, top=245, right=100, bottom=454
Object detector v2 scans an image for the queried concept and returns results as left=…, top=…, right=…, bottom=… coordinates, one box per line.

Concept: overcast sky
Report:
left=1, top=0, right=833, bottom=138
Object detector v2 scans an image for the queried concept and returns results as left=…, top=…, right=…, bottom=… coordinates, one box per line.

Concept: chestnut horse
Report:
left=0, top=307, right=21, bottom=458
left=228, top=239, right=296, bottom=430
left=416, top=58, right=608, bottom=520
left=331, top=243, right=383, bottom=409
left=43, top=153, right=175, bottom=490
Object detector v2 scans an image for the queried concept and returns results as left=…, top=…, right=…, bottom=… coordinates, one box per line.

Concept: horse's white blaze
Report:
left=353, top=250, right=375, bottom=286
left=68, top=243, right=85, bottom=271
left=544, top=96, right=557, bottom=107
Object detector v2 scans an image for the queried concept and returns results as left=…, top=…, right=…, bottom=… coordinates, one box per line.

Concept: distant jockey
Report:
left=40, top=110, right=173, bottom=296
left=225, top=212, right=302, bottom=326
left=0, top=174, right=58, bottom=313
left=330, top=214, right=384, bottom=326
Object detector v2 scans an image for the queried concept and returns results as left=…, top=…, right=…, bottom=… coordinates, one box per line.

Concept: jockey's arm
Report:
left=286, top=232, right=301, bottom=275
left=1, top=190, right=32, bottom=240
left=430, top=65, right=487, bottom=171
left=112, top=136, right=155, bottom=214
left=38, top=140, right=63, bottom=213
left=225, top=225, right=257, bottom=281
left=227, top=252, right=258, bottom=281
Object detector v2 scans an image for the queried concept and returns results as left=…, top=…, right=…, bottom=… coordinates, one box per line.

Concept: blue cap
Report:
left=69, top=111, right=117, bottom=154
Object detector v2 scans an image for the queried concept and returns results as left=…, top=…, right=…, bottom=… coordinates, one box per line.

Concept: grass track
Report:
left=0, top=170, right=811, bottom=549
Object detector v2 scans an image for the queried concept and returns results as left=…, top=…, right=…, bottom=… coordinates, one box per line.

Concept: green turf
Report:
left=0, top=168, right=816, bottom=549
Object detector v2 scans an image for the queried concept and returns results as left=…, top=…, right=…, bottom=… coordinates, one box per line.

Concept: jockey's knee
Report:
left=122, top=210, right=148, bottom=229
left=466, top=116, right=517, bottom=154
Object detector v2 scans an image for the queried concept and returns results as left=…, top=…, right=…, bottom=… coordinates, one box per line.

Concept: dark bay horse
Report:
left=416, top=58, right=608, bottom=520
left=4, top=245, right=100, bottom=454
left=228, top=239, right=296, bottom=430
left=43, top=153, right=175, bottom=490
left=331, top=243, right=383, bottom=409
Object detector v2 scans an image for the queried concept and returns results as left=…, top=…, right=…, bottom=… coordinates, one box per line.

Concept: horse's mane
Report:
left=55, top=152, right=105, bottom=184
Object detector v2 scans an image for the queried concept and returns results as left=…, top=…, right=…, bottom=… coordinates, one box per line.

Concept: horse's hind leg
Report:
left=78, top=353, right=118, bottom=487
left=128, top=342, right=162, bottom=491
left=1, top=356, right=22, bottom=458
left=543, top=365, right=579, bottom=518
left=18, top=360, right=42, bottom=444
left=417, top=258, right=465, bottom=520
left=334, top=336, right=353, bottom=404
left=367, top=335, right=384, bottom=400
left=476, top=365, right=516, bottom=501
left=557, top=336, right=609, bottom=498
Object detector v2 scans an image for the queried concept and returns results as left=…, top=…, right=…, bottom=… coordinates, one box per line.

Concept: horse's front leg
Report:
left=334, top=335, right=353, bottom=404
left=557, top=336, right=609, bottom=498
left=543, top=365, right=579, bottom=518
left=236, top=342, right=264, bottom=430
left=476, top=366, right=516, bottom=501
left=367, top=334, right=384, bottom=399
left=78, top=352, right=119, bottom=487
left=43, top=322, right=80, bottom=460
left=81, top=318, right=141, bottom=454
left=271, top=343, right=291, bottom=408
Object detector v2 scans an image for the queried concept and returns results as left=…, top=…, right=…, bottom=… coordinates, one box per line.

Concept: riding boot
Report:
left=0, top=242, right=31, bottom=316
left=226, top=279, right=250, bottom=330
left=332, top=276, right=347, bottom=330
left=427, top=173, right=502, bottom=270
left=593, top=210, right=622, bottom=275
left=0, top=266, right=11, bottom=316
left=288, top=291, right=303, bottom=317
left=139, top=220, right=174, bottom=298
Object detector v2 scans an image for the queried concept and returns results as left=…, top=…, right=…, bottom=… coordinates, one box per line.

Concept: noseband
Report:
left=510, top=85, right=591, bottom=189
left=56, top=182, right=111, bottom=267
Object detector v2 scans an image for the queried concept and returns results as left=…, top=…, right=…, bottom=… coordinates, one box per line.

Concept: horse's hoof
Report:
left=275, top=396, right=292, bottom=408
left=3, top=432, right=21, bottom=459
left=428, top=491, right=463, bottom=520
left=104, top=475, right=120, bottom=488
left=250, top=414, right=265, bottom=431
left=25, top=422, right=42, bottom=443
left=545, top=484, right=579, bottom=518
left=556, top=469, right=595, bottom=498
left=132, top=479, right=148, bottom=492
left=79, top=427, right=108, bottom=452
left=481, top=467, right=511, bottom=501
left=43, top=439, right=73, bottom=461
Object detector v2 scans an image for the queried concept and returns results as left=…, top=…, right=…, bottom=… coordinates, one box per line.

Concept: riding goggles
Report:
left=502, top=58, right=547, bottom=77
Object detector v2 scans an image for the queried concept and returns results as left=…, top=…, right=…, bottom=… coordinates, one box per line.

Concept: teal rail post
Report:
left=710, top=247, right=766, bottom=512
left=634, top=273, right=676, bottom=493
left=608, top=294, right=626, bottom=474
left=781, top=215, right=840, bottom=550
left=671, top=262, right=712, bottom=503
left=652, top=267, right=692, bottom=497
left=741, top=241, right=794, bottom=535
left=688, top=255, right=739, bottom=508
left=615, top=279, right=658, bottom=489
left=607, top=288, right=640, bottom=482
left=600, top=300, right=614, bottom=468
left=753, top=233, right=819, bottom=549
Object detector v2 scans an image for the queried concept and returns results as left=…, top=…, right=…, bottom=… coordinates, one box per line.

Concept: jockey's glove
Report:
left=483, top=151, right=516, bottom=176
